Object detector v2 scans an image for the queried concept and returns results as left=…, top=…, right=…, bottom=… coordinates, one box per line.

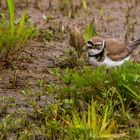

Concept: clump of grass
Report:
left=64, top=100, right=126, bottom=140
left=0, top=0, right=34, bottom=59
left=83, top=20, right=98, bottom=42
left=53, top=62, right=140, bottom=139
left=58, top=62, right=140, bottom=103
left=59, top=0, right=88, bottom=18
left=59, top=0, right=74, bottom=17
left=36, top=28, right=53, bottom=43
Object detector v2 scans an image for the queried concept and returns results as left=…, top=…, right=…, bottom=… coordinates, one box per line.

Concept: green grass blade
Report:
left=122, top=83, right=140, bottom=100
left=7, top=0, right=15, bottom=36
left=100, top=133, right=126, bottom=139
left=117, top=90, right=125, bottom=113
left=73, top=115, right=80, bottom=127
left=91, top=100, right=96, bottom=132
left=16, top=10, right=26, bottom=38
left=103, top=120, right=116, bottom=134
left=87, top=104, right=91, bottom=126
left=83, top=21, right=97, bottom=42
left=82, top=0, right=87, bottom=10
left=100, top=105, right=108, bottom=134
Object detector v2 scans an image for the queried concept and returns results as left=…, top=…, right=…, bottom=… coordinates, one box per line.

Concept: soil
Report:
left=0, top=0, right=140, bottom=108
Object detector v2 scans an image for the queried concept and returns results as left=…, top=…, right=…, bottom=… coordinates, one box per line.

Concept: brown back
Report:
left=105, top=39, right=131, bottom=61
left=105, top=39, right=126, bottom=55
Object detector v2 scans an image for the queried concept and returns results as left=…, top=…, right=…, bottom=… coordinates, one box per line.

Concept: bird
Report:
left=84, top=36, right=140, bottom=67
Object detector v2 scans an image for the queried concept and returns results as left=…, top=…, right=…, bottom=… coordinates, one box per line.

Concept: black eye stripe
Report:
left=87, top=40, right=94, bottom=46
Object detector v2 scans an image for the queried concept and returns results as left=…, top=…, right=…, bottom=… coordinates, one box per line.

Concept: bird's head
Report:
left=83, top=36, right=105, bottom=56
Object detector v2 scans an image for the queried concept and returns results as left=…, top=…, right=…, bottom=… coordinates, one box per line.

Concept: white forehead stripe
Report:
left=87, top=43, right=92, bottom=47
left=87, top=40, right=94, bottom=47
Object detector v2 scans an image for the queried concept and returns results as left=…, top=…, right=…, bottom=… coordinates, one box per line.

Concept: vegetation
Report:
left=84, top=21, right=98, bottom=42
left=0, top=0, right=139, bottom=140
left=0, top=62, right=139, bottom=139
left=0, top=0, right=34, bottom=59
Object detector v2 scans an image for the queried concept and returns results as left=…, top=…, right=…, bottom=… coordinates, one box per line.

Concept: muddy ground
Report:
left=0, top=0, right=140, bottom=109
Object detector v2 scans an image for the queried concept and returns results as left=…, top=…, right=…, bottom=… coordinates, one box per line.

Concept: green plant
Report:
left=0, top=62, right=139, bottom=139
left=0, top=0, right=34, bottom=59
left=83, top=21, right=97, bottom=42
left=81, top=0, right=87, bottom=10
left=59, top=62, right=140, bottom=103
left=59, top=0, right=81, bottom=18
left=64, top=100, right=126, bottom=140
left=36, top=28, right=53, bottom=43
left=59, top=0, right=72, bottom=16
left=56, top=62, right=140, bottom=139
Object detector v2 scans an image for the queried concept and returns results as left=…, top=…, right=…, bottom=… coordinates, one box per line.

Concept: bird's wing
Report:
left=105, top=39, right=131, bottom=61
left=108, top=51, right=131, bottom=61
left=105, top=39, right=126, bottom=55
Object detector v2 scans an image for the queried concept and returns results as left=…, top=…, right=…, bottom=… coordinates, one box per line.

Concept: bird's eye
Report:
left=93, top=44, right=98, bottom=48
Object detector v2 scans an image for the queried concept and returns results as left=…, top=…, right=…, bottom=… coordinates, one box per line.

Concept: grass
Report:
left=55, top=62, right=140, bottom=139
left=58, top=0, right=88, bottom=18
left=83, top=21, right=98, bottom=42
left=0, top=62, right=139, bottom=139
left=0, top=0, right=34, bottom=59
left=0, top=0, right=140, bottom=139
left=63, top=101, right=124, bottom=140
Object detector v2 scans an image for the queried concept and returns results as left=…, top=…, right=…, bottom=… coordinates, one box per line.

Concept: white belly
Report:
left=89, top=55, right=131, bottom=67
left=89, top=57, right=102, bottom=66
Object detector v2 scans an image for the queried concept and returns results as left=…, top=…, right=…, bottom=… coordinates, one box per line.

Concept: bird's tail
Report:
left=127, top=38, right=140, bottom=51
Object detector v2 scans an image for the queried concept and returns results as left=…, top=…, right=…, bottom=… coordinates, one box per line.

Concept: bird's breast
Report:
left=88, top=57, right=101, bottom=66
